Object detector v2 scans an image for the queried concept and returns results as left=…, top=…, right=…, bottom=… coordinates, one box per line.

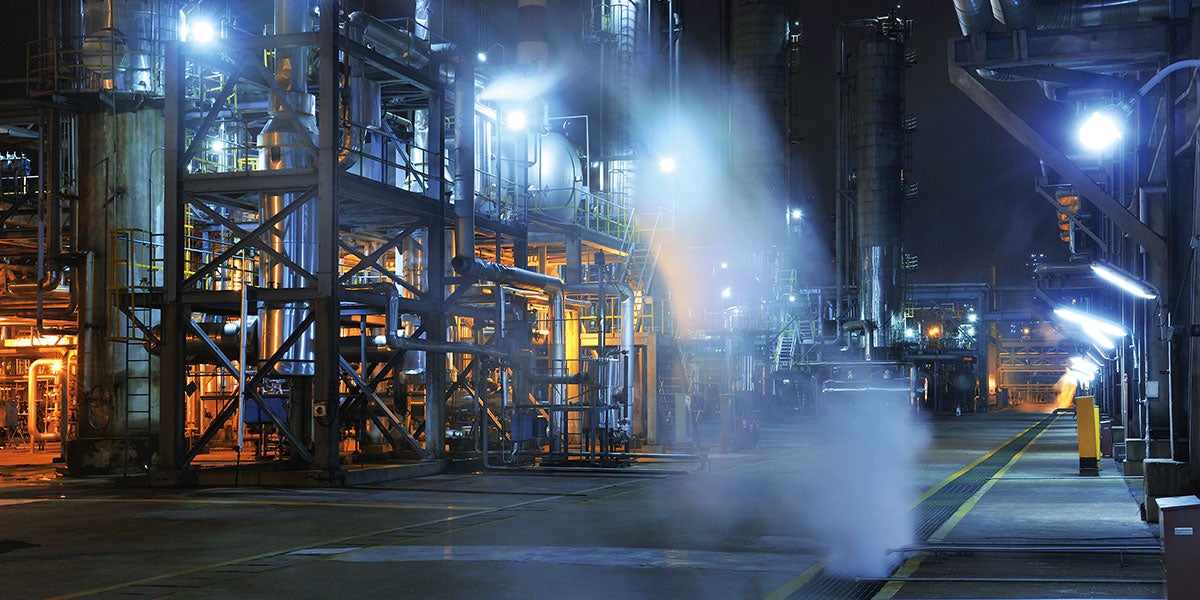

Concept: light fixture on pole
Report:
left=1091, top=262, right=1159, bottom=300
left=1053, top=306, right=1127, bottom=338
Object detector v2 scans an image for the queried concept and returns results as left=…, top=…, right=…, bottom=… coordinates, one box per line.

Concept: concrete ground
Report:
left=0, top=409, right=1165, bottom=599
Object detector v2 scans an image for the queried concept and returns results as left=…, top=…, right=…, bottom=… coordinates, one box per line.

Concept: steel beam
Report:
left=948, top=63, right=1167, bottom=266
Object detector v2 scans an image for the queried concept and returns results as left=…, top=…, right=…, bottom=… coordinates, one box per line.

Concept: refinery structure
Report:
left=0, top=0, right=1195, bottom=509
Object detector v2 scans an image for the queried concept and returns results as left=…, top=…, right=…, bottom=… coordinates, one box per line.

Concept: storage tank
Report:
left=527, top=132, right=583, bottom=222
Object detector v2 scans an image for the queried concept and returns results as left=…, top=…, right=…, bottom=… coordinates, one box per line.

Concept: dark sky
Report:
left=677, top=0, right=1069, bottom=285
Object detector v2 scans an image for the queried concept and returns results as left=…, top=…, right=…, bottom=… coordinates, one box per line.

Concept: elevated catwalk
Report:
left=0, top=410, right=1163, bottom=599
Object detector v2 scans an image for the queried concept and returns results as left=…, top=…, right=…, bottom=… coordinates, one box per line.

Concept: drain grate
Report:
left=786, top=415, right=1055, bottom=599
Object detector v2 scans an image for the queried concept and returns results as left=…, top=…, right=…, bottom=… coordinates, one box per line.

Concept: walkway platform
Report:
left=0, top=410, right=1167, bottom=599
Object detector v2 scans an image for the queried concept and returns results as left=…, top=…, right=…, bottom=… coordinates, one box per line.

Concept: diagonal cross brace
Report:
left=948, top=63, right=1167, bottom=266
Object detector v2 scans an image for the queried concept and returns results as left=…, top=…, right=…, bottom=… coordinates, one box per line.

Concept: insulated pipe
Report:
left=953, top=0, right=995, bottom=34
left=387, top=336, right=508, bottom=359
left=550, top=290, right=566, bottom=450
left=453, top=53, right=475, bottom=261
left=346, top=11, right=431, bottom=68
left=990, top=0, right=1035, bottom=30
left=27, top=358, right=63, bottom=444
left=259, top=0, right=317, bottom=375
left=414, top=0, right=431, bottom=39
left=274, top=0, right=309, bottom=94
left=453, top=257, right=563, bottom=293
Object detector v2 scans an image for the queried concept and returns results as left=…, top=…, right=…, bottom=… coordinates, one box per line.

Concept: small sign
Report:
left=1174, top=527, right=1193, bottom=536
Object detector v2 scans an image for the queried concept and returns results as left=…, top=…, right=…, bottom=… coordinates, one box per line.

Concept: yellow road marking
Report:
left=764, top=415, right=1052, bottom=600
left=763, top=560, right=827, bottom=600
left=871, top=415, right=1056, bottom=600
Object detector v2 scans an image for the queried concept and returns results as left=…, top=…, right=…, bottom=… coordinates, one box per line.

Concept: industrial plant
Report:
left=0, top=1, right=1198, bottom=598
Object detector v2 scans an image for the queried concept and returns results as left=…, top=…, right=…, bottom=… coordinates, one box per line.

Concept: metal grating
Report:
left=787, top=415, right=1056, bottom=599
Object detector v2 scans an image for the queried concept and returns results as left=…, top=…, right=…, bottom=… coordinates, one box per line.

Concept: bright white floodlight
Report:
left=1053, top=306, right=1127, bottom=338
left=721, top=287, right=732, bottom=299
left=1091, top=263, right=1158, bottom=300
left=185, top=19, right=217, bottom=44
left=504, top=110, right=528, bottom=131
left=1068, top=368, right=1096, bottom=385
left=1069, top=355, right=1099, bottom=374
left=1078, top=110, right=1123, bottom=151
left=658, top=156, right=677, bottom=173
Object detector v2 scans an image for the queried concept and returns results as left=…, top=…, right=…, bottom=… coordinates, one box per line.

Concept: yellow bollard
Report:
left=1076, top=395, right=1101, bottom=475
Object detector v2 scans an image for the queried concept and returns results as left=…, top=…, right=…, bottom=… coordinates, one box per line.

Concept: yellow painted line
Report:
left=762, top=559, right=827, bottom=600
left=910, top=417, right=1046, bottom=508
left=872, top=555, right=925, bottom=600
left=927, top=418, right=1053, bottom=543
left=765, top=415, right=1052, bottom=600
left=871, top=414, right=1057, bottom=600
left=49, top=478, right=643, bottom=600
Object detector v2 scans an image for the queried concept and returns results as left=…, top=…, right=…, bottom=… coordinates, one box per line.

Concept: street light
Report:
left=1091, top=262, right=1159, bottom=300
left=1053, top=306, right=1127, bottom=338
left=477, top=42, right=506, bottom=64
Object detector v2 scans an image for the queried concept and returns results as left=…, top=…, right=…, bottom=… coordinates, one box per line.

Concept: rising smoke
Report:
left=803, top=394, right=930, bottom=578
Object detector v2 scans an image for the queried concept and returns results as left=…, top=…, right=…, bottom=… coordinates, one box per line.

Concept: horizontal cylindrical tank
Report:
left=526, top=132, right=583, bottom=222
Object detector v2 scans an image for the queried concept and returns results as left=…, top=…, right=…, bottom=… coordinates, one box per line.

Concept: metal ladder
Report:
left=109, top=228, right=159, bottom=473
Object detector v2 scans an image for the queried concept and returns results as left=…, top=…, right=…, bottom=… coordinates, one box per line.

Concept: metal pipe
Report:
left=453, top=54, right=475, bottom=261
left=346, top=11, right=431, bottom=68
left=953, top=0, right=995, bottom=34
left=387, top=336, right=507, bottom=359
left=27, top=358, right=63, bottom=444
left=550, top=290, right=566, bottom=452
left=564, top=281, right=635, bottom=436
left=453, top=256, right=563, bottom=293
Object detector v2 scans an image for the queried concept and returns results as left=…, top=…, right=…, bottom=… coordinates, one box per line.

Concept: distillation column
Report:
left=730, top=0, right=787, bottom=230
left=72, top=0, right=171, bottom=470
left=854, top=21, right=906, bottom=356
left=259, top=0, right=317, bottom=376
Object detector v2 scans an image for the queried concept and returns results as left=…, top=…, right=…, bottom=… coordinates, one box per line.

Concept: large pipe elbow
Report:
left=27, top=358, right=63, bottom=443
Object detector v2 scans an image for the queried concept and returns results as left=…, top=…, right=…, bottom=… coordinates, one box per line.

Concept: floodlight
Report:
left=1081, top=324, right=1117, bottom=350
left=721, top=287, right=732, bottom=299
left=1068, top=368, right=1096, bottom=384
left=1091, top=262, right=1158, bottom=300
left=1078, top=110, right=1123, bottom=151
left=658, top=156, right=677, bottom=173
left=1053, top=306, right=1127, bottom=338
left=504, top=110, right=528, bottom=131
left=1069, top=355, right=1099, bottom=374
left=184, top=19, right=217, bottom=44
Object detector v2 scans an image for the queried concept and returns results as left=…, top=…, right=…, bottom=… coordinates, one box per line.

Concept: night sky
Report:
left=677, top=0, right=1069, bottom=285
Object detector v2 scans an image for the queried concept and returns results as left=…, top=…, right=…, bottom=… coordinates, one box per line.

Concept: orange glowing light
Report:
left=927, top=325, right=942, bottom=338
